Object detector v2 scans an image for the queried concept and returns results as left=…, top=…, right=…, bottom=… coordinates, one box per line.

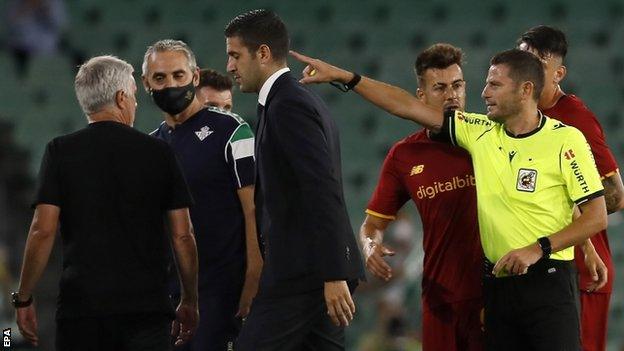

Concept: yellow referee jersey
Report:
left=445, top=110, right=604, bottom=262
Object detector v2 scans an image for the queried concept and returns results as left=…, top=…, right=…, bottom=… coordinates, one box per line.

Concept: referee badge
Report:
left=516, top=168, right=537, bottom=192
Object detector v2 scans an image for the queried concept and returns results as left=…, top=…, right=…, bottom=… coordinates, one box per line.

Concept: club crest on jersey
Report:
left=195, top=126, right=214, bottom=141
left=516, top=168, right=537, bottom=192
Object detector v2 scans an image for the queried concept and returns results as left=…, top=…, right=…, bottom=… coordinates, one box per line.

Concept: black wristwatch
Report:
left=537, top=237, right=552, bottom=258
left=11, top=292, right=33, bottom=308
left=330, top=72, right=362, bottom=92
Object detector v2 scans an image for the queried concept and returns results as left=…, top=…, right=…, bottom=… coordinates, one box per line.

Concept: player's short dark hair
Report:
left=414, top=43, right=464, bottom=84
left=199, top=69, right=233, bottom=92
left=491, top=49, right=544, bottom=102
left=517, top=25, right=568, bottom=59
left=224, top=9, right=289, bottom=62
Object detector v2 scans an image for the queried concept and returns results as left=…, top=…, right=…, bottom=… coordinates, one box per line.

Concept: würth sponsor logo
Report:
left=416, top=174, right=475, bottom=199
left=570, top=160, right=590, bottom=193
left=457, top=113, right=493, bottom=126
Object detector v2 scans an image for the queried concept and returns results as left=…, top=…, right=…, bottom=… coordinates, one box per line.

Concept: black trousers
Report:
left=483, top=258, right=580, bottom=351
left=56, top=312, right=171, bottom=351
left=236, top=288, right=344, bottom=351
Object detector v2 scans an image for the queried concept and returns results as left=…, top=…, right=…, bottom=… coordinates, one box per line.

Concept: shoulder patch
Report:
left=231, top=123, right=254, bottom=142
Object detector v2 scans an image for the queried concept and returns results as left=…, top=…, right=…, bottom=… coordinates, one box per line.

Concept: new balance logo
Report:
left=195, top=126, right=214, bottom=141
left=410, top=165, right=424, bottom=176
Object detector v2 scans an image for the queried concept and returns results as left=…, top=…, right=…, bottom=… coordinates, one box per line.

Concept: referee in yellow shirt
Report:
left=292, top=48, right=607, bottom=350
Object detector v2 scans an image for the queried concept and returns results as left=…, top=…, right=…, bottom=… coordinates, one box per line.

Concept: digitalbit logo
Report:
left=415, top=174, right=476, bottom=199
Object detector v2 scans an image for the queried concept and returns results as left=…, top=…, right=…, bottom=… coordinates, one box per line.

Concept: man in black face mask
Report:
left=144, top=39, right=263, bottom=351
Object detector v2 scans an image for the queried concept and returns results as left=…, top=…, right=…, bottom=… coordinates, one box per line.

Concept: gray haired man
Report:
left=144, top=39, right=262, bottom=351
left=14, top=55, right=199, bottom=350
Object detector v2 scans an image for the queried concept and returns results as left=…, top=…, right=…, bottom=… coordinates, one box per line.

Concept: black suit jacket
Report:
left=255, top=72, right=365, bottom=295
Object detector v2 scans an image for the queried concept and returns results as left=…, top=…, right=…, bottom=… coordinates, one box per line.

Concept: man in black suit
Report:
left=225, top=9, right=365, bottom=350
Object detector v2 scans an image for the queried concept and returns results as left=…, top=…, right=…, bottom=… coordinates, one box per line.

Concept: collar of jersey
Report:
left=504, top=111, right=545, bottom=139
left=165, top=108, right=206, bottom=132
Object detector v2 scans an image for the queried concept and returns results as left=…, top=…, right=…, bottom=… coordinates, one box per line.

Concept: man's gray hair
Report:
left=74, top=55, right=134, bottom=115
left=142, top=39, right=198, bottom=76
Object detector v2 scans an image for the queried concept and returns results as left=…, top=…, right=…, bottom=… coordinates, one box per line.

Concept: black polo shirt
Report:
left=33, top=121, right=192, bottom=319
left=151, top=107, right=255, bottom=294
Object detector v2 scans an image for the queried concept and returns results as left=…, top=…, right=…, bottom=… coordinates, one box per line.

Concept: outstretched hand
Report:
left=289, top=50, right=353, bottom=85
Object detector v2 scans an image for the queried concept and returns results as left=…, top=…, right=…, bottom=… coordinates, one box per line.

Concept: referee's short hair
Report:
left=491, top=49, right=545, bottom=102
left=224, top=9, right=289, bottom=63
left=517, top=25, right=568, bottom=60
left=199, top=69, right=233, bottom=92
left=414, top=43, right=464, bottom=85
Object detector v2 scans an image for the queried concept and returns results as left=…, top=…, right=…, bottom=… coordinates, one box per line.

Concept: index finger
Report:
left=289, top=50, right=314, bottom=64
left=492, top=255, right=509, bottom=275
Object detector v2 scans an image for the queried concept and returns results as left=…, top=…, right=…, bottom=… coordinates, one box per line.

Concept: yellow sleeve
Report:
left=450, top=111, right=495, bottom=152
left=560, top=128, right=604, bottom=204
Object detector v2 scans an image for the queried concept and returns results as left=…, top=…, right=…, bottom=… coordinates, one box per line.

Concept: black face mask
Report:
left=150, top=82, right=196, bottom=115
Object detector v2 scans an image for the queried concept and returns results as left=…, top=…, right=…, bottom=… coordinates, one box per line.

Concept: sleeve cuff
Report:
left=365, top=209, right=396, bottom=220
left=430, top=109, right=455, bottom=144
left=574, top=189, right=605, bottom=206
left=600, top=169, right=618, bottom=180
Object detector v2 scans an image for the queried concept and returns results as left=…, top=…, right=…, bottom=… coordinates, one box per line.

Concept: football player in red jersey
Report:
left=359, top=44, right=484, bottom=351
left=518, top=25, right=624, bottom=351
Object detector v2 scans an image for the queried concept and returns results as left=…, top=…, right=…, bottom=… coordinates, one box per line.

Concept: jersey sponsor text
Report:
left=416, top=174, right=475, bottom=199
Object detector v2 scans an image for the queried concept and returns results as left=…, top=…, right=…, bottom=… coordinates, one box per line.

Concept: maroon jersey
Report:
left=544, top=94, right=618, bottom=293
left=367, top=130, right=482, bottom=309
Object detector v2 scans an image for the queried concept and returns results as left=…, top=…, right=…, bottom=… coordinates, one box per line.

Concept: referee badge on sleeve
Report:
left=516, top=168, right=537, bottom=192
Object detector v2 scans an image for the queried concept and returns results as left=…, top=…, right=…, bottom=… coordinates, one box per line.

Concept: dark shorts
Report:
left=56, top=312, right=172, bottom=351
left=236, top=288, right=344, bottom=351
left=483, top=258, right=580, bottom=351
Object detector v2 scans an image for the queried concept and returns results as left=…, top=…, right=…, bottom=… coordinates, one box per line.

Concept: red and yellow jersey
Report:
left=367, top=130, right=482, bottom=308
